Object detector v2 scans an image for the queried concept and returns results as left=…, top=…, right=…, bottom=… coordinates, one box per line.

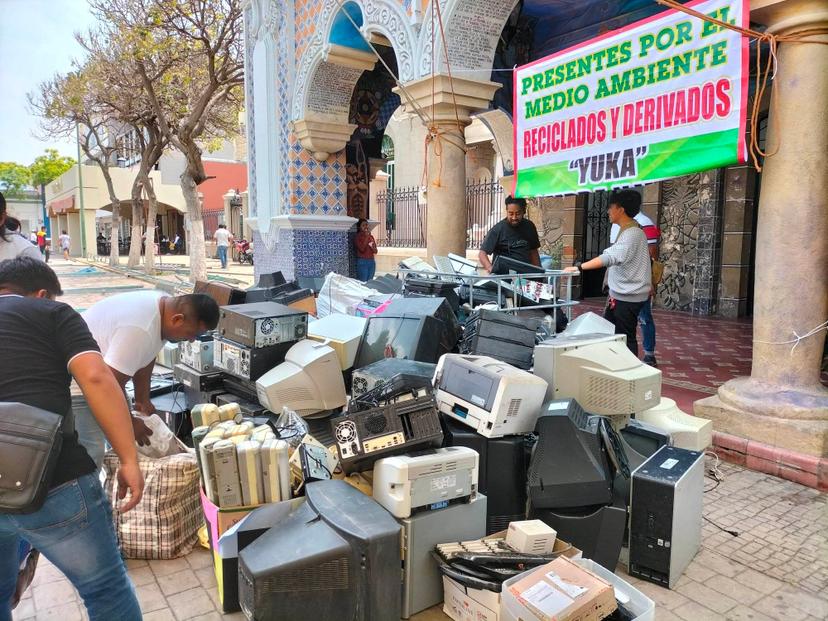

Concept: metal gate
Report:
left=581, top=191, right=611, bottom=298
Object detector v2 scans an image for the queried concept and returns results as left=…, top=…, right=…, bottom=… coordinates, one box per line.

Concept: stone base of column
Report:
left=695, top=376, right=828, bottom=461
left=252, top=215, right=356, bottom=282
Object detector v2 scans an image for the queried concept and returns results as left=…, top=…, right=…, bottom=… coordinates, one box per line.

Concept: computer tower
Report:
left=217, top=302, right=307, bottom=349
left=351, top=359, right=437, bottom=399
left=213, top=337, right=293, bottom=381
left=237, top=441, right=264, bottom=506
left=629, top=446, right=704, bottom=588
left=400, top=494, right=488, bottom=619
left=441, top=415, right=530, bottom=534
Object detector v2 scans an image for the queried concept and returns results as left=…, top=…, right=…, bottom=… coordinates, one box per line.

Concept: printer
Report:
left=372, top=447, right=478, bottom=519
left=434, top=354, right=548, bottom=438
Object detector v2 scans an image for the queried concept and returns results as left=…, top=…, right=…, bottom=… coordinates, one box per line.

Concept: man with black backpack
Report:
left=0, top=257, right=143, bottom=621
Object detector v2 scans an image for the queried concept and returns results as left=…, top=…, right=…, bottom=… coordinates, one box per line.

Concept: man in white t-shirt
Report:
left=610, top=211, right=661, bottom=365
left=213, top=224, right=234, bottom=269
left=74, top=289, right=220, bottom=466
left=0, top=192, right=43, bottom=262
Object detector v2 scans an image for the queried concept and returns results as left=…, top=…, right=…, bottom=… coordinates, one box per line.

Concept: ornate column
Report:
left=395, top=75, right=500, bottom=260
left=696, top=0, right=828, bottom=467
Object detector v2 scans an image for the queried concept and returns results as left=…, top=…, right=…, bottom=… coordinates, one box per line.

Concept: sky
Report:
left=0, top=0, right=98, bottom=165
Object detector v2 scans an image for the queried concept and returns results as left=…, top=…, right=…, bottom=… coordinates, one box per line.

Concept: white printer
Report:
left=434, top=354, right=548, bottom=438
left=373, top=447, right=479, bottom=519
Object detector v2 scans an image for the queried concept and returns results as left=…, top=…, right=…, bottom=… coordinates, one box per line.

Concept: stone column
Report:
left=696, top=0, right=828, bottom=460
left=395, top=75, right=500, bottom=260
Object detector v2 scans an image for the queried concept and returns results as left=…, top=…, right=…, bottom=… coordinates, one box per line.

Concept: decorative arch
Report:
left=291, top=0, right=417, bottom=160
left=415, top=0, right=520, bottom=81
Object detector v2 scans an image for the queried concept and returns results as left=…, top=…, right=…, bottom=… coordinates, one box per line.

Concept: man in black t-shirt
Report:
left=478, top=196, right=541, bottom=274
left=0, top=257, right=143, bottom=620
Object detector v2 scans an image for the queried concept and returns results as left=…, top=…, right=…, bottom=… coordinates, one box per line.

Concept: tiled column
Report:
left=696, top=0, right=828, bottom=467
left=690, top=169, right=724, bottom=316
left=718, top=165, right=757, bottom=318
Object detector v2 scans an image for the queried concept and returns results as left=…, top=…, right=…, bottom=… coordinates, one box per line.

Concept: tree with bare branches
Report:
left=89, top=0, right=244, bottom=281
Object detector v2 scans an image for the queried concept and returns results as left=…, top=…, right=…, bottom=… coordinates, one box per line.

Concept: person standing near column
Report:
left=354, top=218, right=377, bottom=281
left=213, top=224, right=234, bottom=270
left=565, top=190, right=651, bottom=356
left=610, top=210, right=661, bottom=365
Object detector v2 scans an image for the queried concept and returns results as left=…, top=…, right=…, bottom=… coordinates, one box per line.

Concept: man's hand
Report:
left=131, top=415, right=154, bottom=447
left=133, top=400, right=156, bottom=416
left=116, top=460, right=144, bottom=512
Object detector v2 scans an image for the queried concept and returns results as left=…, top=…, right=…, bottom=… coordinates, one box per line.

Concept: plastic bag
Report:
left=316, top=272, right=379, bottom=318
left=135, top=414, right=182, bottom=459
left=273, top=407, right=308, bottom=451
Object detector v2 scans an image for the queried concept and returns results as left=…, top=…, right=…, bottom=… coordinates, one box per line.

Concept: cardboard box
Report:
left=200, top=487, right=261, bottom=612
left=505, top=556, right=617, bottom=621
left=441, top=536, right=581, bottom=621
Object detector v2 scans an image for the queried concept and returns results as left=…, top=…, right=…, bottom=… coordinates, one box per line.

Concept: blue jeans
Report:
left=638, top=298, right=656, bottom=356
left=73, top=395, right=105, bottom=469
left=0, top=473, right=141, bottom=621
left=217, top=245, right=228, bottom=268
left=356, top=257, right=376, bottom=282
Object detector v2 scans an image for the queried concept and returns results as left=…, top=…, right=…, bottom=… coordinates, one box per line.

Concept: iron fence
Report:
left=375, top=186, right=427, bottom=248
left=466, top=179, right=503, bottom=249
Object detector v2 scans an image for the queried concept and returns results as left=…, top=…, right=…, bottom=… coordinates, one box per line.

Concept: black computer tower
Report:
left=629, top=446, right=704, bottom=588
left=441, top=414, right=531, bottom=534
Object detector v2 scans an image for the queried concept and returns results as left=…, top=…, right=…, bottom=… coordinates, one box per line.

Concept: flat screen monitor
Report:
left=239, top=480, right=401, bottom=621
left=353, top=314, right=442, bottom=369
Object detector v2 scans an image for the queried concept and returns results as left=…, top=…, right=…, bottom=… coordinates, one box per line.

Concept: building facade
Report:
left=244, top=0, right=827, bottom=474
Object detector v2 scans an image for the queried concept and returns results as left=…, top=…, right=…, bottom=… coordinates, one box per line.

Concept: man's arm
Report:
left=105, top=363, right=154, bottom=446
left=131, top=359, right=156, bottom=416
left=528, top=248, right=541, bottom=268
left=70, top=352, right=144, bottom=512
left=477, top=249, right=493, bottom=273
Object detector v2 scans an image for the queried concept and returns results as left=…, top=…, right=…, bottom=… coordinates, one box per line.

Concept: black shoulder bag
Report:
left=0, top=403, right=71, bottom=514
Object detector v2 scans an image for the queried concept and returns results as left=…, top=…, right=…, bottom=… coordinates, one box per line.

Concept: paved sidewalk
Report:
left=11, top=259, right=827, bottom=620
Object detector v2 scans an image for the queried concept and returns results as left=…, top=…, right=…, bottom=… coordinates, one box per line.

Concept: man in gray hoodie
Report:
left=565, top=190, right=651, bottom=356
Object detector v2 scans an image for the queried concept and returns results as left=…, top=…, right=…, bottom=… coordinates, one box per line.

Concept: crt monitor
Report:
left=239, top=479, right=401, bottom=621
left=490, top=255, right=545, bottom=276
left=353, top=314, right=443, bottom=369
left=256, top=340, right=347, bottom=417
left=534, top=335, right=662, bottom=417
left=637, top=397, right=713, bottom=451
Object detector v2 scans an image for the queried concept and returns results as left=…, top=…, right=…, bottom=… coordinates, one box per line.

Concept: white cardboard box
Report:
left=443, top=575, right=501, bottom=621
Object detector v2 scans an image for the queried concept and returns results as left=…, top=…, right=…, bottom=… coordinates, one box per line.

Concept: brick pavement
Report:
left=11, top=259, right=828, bottom=620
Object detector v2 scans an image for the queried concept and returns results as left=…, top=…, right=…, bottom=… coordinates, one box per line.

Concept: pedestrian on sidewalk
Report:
left=0, top=257, right=144, bottom=621
left=565, top=190, right=651, bottom=356
left=59, top=230, right=71, bottom=260
left=213, top=224, right=234, bottom=269
left=610, top=211, right=662, bottom=366
left=0, top=192, right=42, bottom=263
left=75, top=290, right=220, bottom=467
left=354, top=218, right=378, bottom=281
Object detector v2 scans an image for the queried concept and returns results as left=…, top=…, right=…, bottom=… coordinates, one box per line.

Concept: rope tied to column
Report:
left=754, top=319, right=828, bottom=356
left=655, top=0, right=828, bottom=172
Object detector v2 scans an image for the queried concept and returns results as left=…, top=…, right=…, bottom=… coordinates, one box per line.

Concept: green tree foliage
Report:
left=0, top=162, right=32, bottom=198
left=29, top=149, right=76, bottom=187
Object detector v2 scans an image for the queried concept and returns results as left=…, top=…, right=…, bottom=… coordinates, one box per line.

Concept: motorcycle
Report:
left=235, top=239, right=254, bottom=265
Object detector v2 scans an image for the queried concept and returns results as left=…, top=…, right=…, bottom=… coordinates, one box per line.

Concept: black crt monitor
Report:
left=353, top=314, right=443, bottom=369
left=527, top=401, right=613, bottom=510
left=238, top=479, right=401, bottom=621
left=381, top=297, right=461, bottom=356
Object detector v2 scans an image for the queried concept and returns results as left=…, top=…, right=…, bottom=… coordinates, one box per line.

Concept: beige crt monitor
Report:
left=256, top=340, right=346, bottom=417
left=637, top=397, right=713, bottom=451
left=533, top=333, right=661, bottom=417
left=307, top=313, right=367, bottom=370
